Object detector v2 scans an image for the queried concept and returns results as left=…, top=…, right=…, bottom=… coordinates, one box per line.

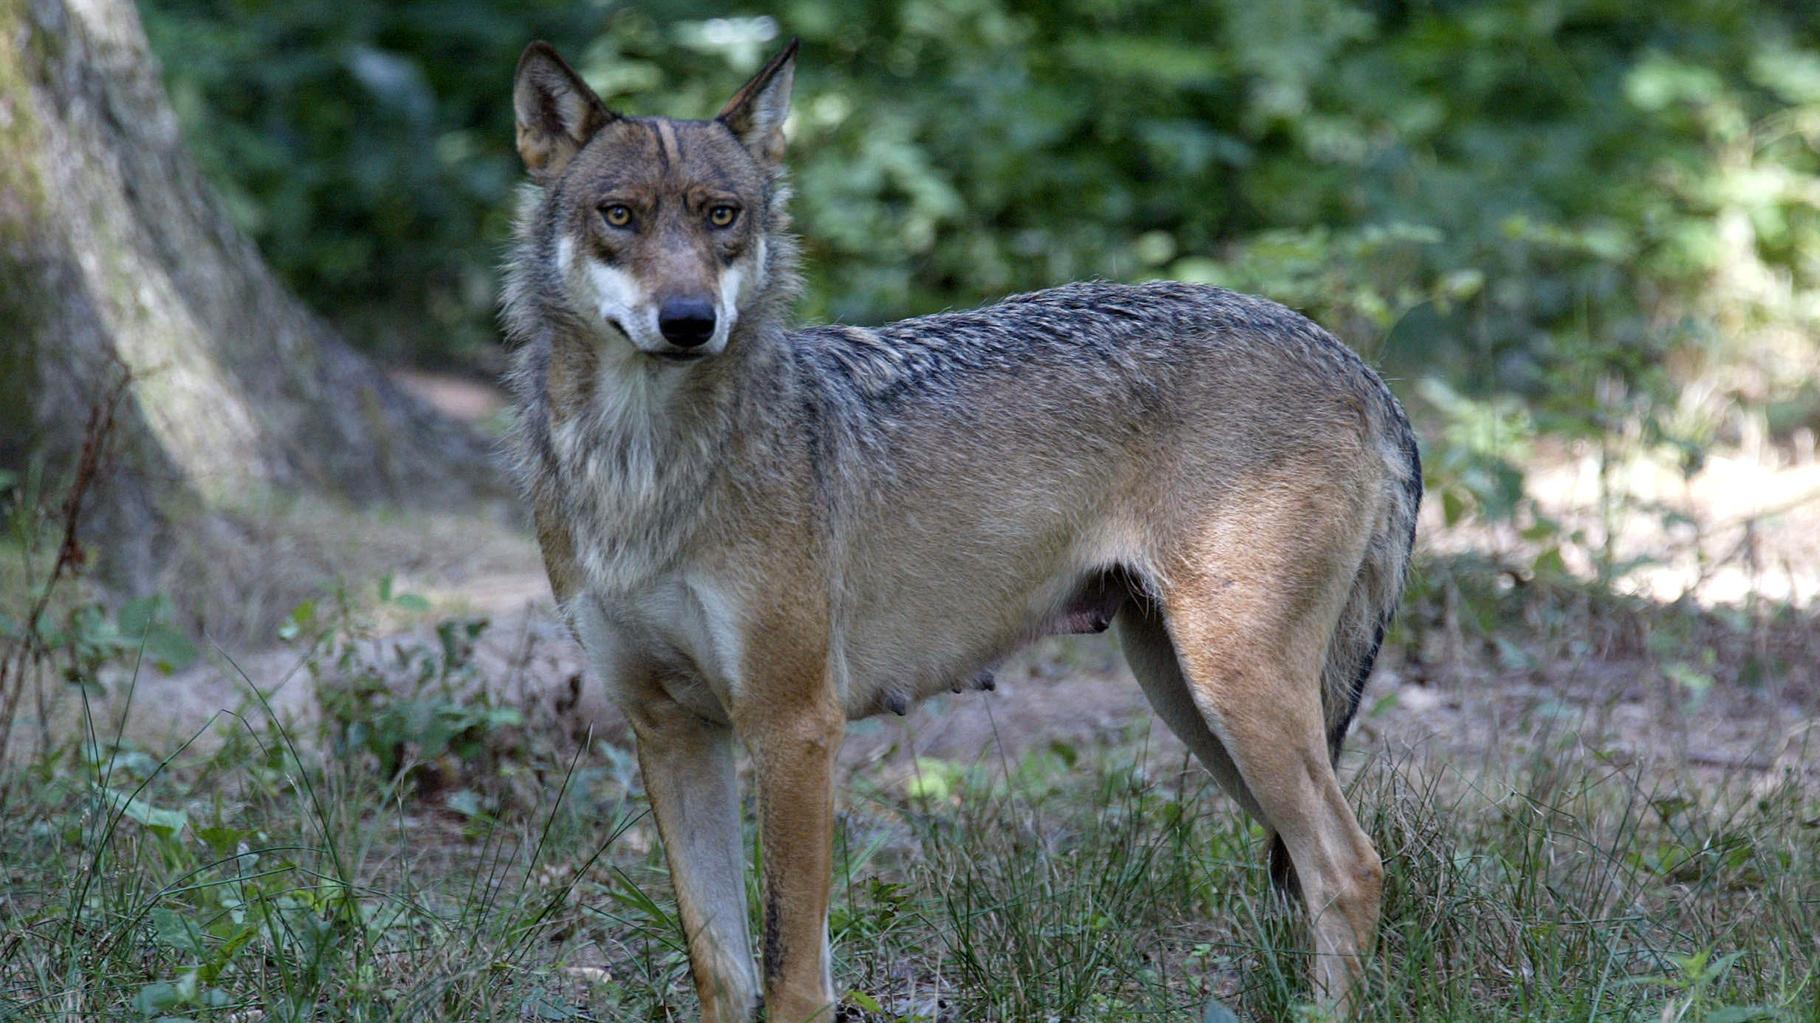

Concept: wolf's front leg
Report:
left=628, top=695, right=759, bottom=1022
left=736, top=682, right=844, bottom=1022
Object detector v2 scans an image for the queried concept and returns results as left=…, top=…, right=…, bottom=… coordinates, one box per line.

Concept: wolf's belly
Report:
left=835, top=557, right=1135, bottom=720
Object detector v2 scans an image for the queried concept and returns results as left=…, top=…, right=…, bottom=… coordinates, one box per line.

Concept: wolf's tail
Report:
left=1270, top=390, right=1423, bottom=894
left=1319, top=397, right=1423, bottom=763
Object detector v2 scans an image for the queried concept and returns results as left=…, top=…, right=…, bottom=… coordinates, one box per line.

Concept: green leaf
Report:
left=132, top=975, right=194, bottom=1015
left=196, top=825, right=248, bottom=855
left=118, top=595, right=169, bottom=638
left=151, top=908, right=204, bottom=955
left=1368, top=691, right=1399, bottom=717
left=492, top=705, right=523, bottom=726
left=141, top=624, right=199, bottom=674
left=201, top=924, right=259, bottom=983
left=1704, top=1006, right=1778, bottom=1023
left=1440, top=488, right=1467, bottom=527
left=1531, top=546, right=1568, bottom=579
left=445, top=789, right=484, bottom=818
left=100, top=786, right=188, bottom=839
left=278, top=599, right=316, bottom=641
left=905, top=758, right=959, bottom=801
left=1203, top=997, right=1240, bottom=1023
left=115, top=596, right=197, bottom=672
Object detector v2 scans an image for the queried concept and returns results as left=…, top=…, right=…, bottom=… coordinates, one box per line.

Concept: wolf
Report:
left=503, top=38, right=1421, bottom=1022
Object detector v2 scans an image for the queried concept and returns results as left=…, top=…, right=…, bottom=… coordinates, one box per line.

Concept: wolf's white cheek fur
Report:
left=586, top=262, right=647, bottom=329
left=714, top=264, right=745, bottom=346
left=558, top=235, right=657, bottom=346
left=710, top=238, right=765, bottom=351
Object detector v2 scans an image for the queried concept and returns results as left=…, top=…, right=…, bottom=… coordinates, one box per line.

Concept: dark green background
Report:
left=143, top=0, right=1820, bottom=516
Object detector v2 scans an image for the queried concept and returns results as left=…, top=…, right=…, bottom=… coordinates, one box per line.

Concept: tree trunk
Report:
left=0, top=0, right=509, bottom=631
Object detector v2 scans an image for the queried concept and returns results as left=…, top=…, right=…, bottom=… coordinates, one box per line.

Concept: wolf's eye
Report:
left=602, top=204, right=633, bottom=228
left=707, top=205, right=739, bottom=228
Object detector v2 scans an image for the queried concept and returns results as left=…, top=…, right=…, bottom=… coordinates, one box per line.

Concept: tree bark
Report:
left=0, top=0, right=508, bottom=627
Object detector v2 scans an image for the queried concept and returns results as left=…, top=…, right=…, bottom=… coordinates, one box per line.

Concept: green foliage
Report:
left=139, top=0, right=1820, bottom=589
left=1, top=451, right=199, bottom=786
left=142, top=0, right=1820, bottom=425
left=141, top=0, right=606, bottom=364
left=0, top=583, right=643, bottom=1020
left=288, top=578, right=523, bottom=795
left=1, top=587, right=201, bottom=682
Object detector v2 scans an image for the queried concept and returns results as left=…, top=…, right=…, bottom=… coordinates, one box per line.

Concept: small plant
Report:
left=0, top=373, right=202, bottom=801
left=284, top=578, right=523, bottom=807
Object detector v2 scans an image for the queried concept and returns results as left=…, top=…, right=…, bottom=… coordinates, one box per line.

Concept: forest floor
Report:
left=2, top=390, right=1817, bottom=1020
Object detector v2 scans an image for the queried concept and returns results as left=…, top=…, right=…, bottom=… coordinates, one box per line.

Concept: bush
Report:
left=144, top=0, right=1820, bottom=462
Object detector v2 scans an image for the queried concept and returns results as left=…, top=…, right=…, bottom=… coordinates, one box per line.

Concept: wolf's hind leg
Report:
left=1115, top=600, right=1262, bottom=821
left=1152, top=487, right=1384, bottom=1013
left=1118, top=600, right=1305, bottom=895
left=628, top=692, right=759, bottom=1023
left=1163, top=585, right=1381, bottom=1012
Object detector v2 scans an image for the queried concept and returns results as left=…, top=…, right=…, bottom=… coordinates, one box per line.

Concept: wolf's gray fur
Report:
left=503, top=38, right=1419, bottom=1020
left=508, top=269, right=1420, bottom=733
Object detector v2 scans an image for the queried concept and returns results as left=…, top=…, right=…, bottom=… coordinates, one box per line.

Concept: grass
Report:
left=1, top=468, right=1815, bottom=1021
left=0, top=609, right=1815, bottom=1022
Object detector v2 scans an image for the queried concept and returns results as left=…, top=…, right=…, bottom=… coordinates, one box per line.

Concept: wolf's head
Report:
left=511, top=40, right=796, bottom=362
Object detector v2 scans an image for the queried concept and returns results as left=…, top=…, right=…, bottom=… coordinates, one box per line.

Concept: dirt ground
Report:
left=85, top=554, right=1818, bottom=812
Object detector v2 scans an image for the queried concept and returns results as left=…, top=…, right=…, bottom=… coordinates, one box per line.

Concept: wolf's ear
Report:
left=717, top=39, right=798, bottom=166
left=514, top=42, right=615, bottom=183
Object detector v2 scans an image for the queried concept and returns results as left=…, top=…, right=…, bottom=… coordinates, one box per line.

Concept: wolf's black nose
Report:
left=658, top=298, right=717, bottom=348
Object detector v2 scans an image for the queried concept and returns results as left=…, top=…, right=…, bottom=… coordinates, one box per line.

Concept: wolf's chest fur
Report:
left=545, top=358, right=725, bottom=595
left=538, top=354, right=762, bottom=713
